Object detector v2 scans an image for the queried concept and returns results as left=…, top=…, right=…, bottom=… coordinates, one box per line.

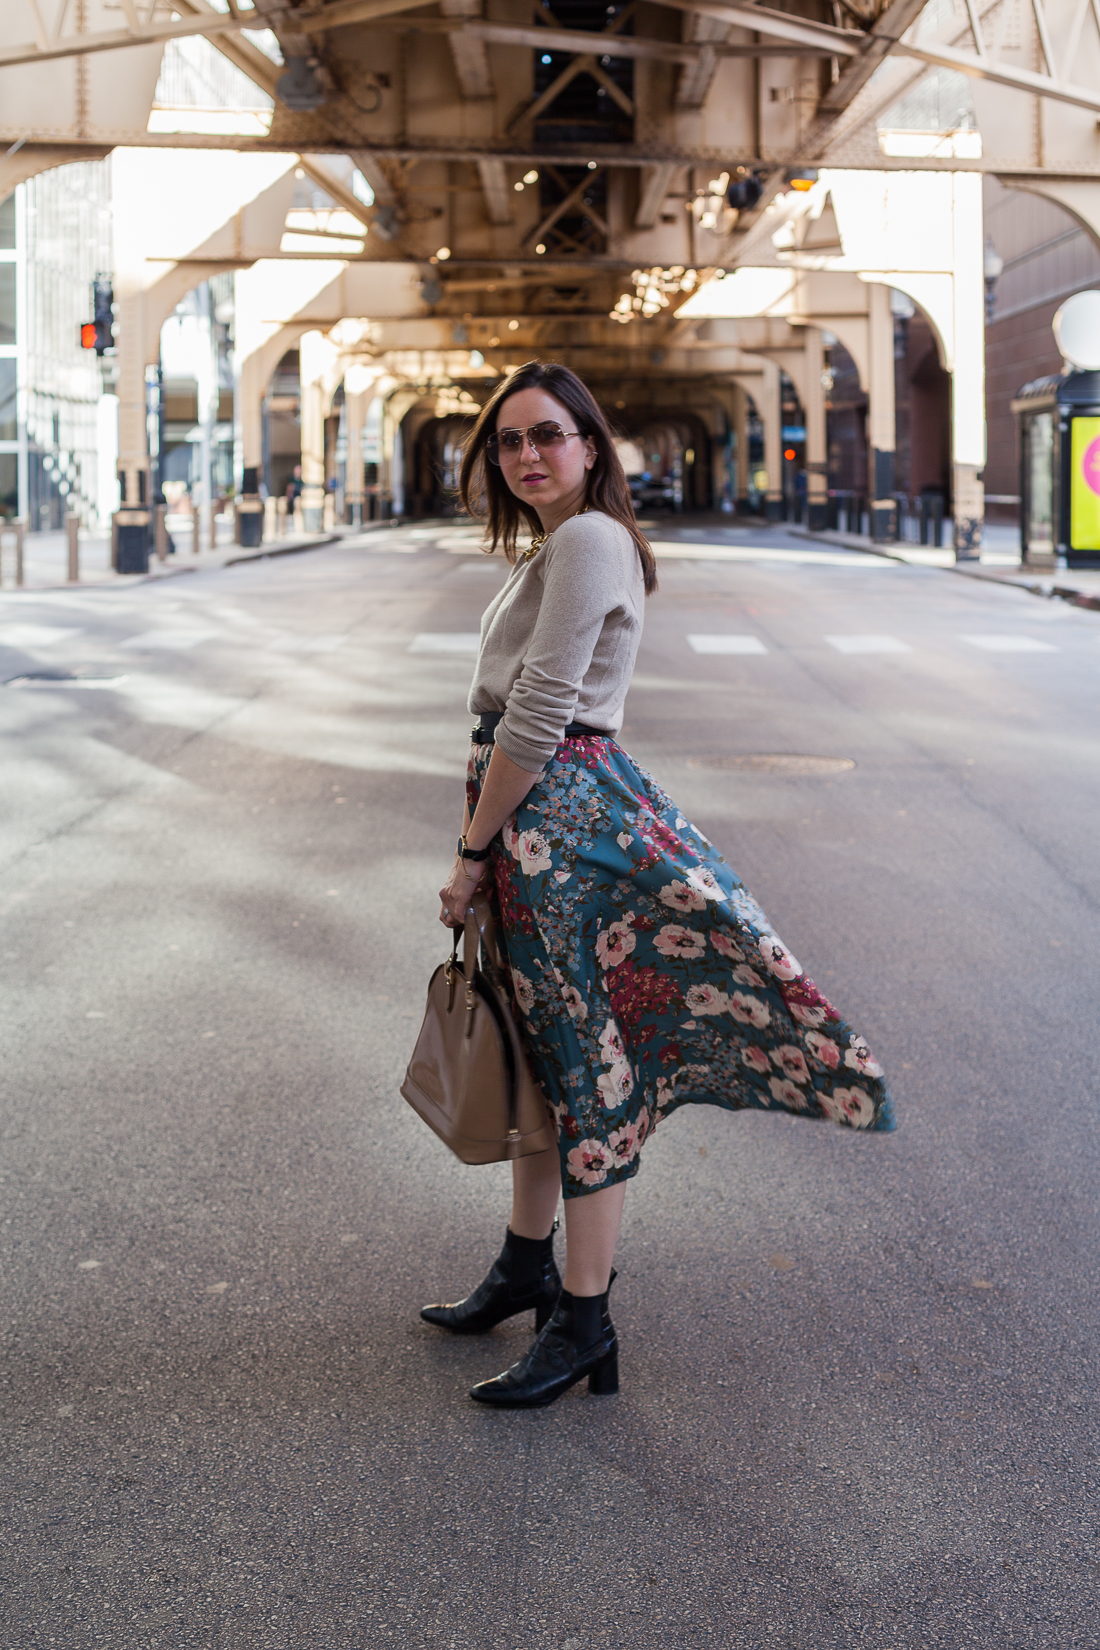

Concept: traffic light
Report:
left=79, top=274, right=114, bottom=355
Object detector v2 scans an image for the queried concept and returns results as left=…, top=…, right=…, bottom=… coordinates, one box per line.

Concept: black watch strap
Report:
left=458, top=836, right=492, bottom=862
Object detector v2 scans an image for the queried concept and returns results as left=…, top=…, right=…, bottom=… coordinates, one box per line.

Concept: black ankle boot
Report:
left=468, top=1273, right=618, bottom=1408
left=420, top=1225, right=561, bottom=1335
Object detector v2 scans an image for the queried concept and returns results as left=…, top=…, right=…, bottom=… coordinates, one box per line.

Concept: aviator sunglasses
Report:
left=485, top=421, right=583, bottom=466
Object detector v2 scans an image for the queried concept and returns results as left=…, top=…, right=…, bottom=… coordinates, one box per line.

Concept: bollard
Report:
left=15, top=519, right=23, bottom=586
left=155, top=503, right=168, bottom=562
left=66, top=512, right=80, bottom=582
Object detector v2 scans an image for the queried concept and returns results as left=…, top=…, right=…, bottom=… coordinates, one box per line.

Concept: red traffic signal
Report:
left=80, top=321, right=97, bottom=350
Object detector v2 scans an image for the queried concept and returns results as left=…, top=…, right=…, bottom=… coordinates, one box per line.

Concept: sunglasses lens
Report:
left=531, top=423, right=565, bottom=447
left=485, top=435, right=502, bottom=466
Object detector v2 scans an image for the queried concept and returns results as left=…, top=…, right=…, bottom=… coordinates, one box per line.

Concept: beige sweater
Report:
left=468, top=510, right=645, bottom=773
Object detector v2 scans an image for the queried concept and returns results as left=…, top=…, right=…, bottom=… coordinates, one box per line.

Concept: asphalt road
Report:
left=1, top=520, right=1098, bottom=1649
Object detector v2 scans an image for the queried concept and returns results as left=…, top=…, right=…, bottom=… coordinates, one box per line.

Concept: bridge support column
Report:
left=759, top=360, right=783, bottom=521
left=733, top=384, right=751, bottom=512
left=867, top=282, right=896, bottom=543
left=115, top=290, right=151, bottom=513
left=951, top=173, right=987, bottom=561
left=803, top=327, right=828, bottom=531
left=344, top=389, right=365, bottom=525
left=299, top=331, right=328, bottom=533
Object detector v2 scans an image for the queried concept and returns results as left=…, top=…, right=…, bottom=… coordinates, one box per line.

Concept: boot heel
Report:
left=535, top=1299, right=554, bottom=1331
left=588, top=1350, right=619, bottom=1396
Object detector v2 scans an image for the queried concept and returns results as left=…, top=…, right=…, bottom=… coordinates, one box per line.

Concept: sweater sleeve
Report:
left=495, top=514, right=629, bottom=772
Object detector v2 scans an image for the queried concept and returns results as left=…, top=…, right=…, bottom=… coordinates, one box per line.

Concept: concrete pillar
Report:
left=344, top=390, right=365, bottom=525
left=803, top=327, right=828, bottom=530
left=759, top=360, right=783, bottom=521
left=867, top=281, right=896, bottom=542
left=733, top=383, right=751, bottom=512
left=298, top=330, right=329, bottom=532
left=951, top=173, right=987, bottom=560
left=115, top=290, right=150, bottom=510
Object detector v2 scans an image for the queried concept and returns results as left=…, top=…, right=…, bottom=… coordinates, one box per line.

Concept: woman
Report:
left=422, top=361, right=892, bottom=1410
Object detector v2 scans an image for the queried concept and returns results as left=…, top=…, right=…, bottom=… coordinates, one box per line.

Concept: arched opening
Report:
left=262, top=349, right=301, bottom=503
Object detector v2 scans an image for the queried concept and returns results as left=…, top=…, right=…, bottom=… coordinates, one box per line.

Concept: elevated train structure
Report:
left=5, top=0, right=1100, bottom=553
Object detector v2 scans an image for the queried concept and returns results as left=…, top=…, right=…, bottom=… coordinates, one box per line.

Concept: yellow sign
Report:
left=1070, top=417, right=1100, bottom=548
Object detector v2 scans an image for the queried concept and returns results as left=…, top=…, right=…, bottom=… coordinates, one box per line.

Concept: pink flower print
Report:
left=553, top=870, right=571, bottom=884
left=787, top=999, right=829, bottom=1029
left=728, top=991, right=771, bottom=1029
left=596, top=1060, right=634, bottom=1108
left=502, top=814, right=521, bottom=859
left=771, top=1045, right=810, bottom=1084
left=653, top=924, right=706, bottom=961
left=596, top=918, right=637, bottom=969
left=659, top=880, right=707, bottom=913
left=566, top=1139, right=614, bottom=1186
left=517, top=828, right=553, bottom=876
left=741, top=1045, right=771, bottom=1074
left=804, top=1031, right=841, bottom=1069
left=685, top=865, right=726, bottom=902
left=685, top=982, right=729, bottom=1016
left=769, top=1075, right=808, bottom=1110
left=597, top=1017, right=626, bottom=1063
left=634, top=1105, right=652, bottom=1147
left=511, top=969, right=536, bottom=1016
left=821, top=1085, right=876, bottom=1128
left=758, top=934, right=801, bottom=981
left=560, top=984, right=588, bottom=1023
left=607, top=1122, right=639, bottom=1165
left=731, top=964, right=765, bottom=988
left=844, top=1035, right=884, bottom=1078
left=616, top=831, right=633, bottom=849
left=709, top=930, right=746, bottom=961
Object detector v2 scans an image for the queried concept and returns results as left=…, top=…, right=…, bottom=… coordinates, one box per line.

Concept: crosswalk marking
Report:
left=962, top=635, right=1059, bottom=653
left=825, top=634, right=911, bottom=654
left=0, top=624, right=83, bottom=649
left=408, top=633, right=481, bottom=655
left=121, top=629, right=216, bottom=651
left=687, top=634, right=768, bottom=655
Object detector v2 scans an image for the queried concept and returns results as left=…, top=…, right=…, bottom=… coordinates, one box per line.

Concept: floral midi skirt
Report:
left=468, top=735, right=894, bottom=1200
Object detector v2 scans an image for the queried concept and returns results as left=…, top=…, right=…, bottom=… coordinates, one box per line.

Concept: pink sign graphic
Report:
left=1082, top=435, right=1100, bottom=496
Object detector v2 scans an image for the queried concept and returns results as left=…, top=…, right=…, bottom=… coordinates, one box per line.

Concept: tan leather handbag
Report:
left=401, top=894, right=557, bottom=1165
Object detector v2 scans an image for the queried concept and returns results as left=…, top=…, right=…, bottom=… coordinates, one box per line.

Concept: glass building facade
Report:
left=0, top=159, right=113, bottom=527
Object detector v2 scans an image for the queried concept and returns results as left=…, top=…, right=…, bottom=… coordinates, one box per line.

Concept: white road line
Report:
left=686, top=634, right=768, bottom=655
left=408, top=633, right=481, bottom=655
left=825, top=634, right=912, bottom=654
left=961, top=635, right=1059, bottom=653
left=0, top=625, right=83, bottom=648
left=121, top=630, right=216, bottom=651
left=650, top=541, right=895, bottom=567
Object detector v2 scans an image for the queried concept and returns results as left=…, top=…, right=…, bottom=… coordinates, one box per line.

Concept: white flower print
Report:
left=805, top=1031, right=841, bottom=1069
left=684, top=983, right=729, bottom=1016
left=709, top=930, right=746, bottom=962
left=727, top=991, right=771, bottom=1029
left=788, top=999, right=829, bottom=1029
left=616, top=831, right=633, bottom=850
left=595, top=919, right=636, bottom=969
left=731, top=964, right=765, bottom=988
left=653, top=924, right=706, bottom=960
left=658, top=880, right=707, bottom=913
left=502, top=814, right=521, bottom=859
left=821, top=1085, right=876, bottom=1128
left=517, top=828, right=553, bottom=876
left=561, top=984, right=588, bottom=1023
left=511, top=969, right=536, bottom=1016
left=769, top=1075, right=808, bottom=1110
left=596, top=1060, right=634, bottom=1108
left=771, top=1045, right=810, bottom=1084
left=598, top=1017, right=626, bottom=1063
left=844, top=1035, right=884, bottom=1078
left=607, top=1121, right=639, bottom=1164
left=758, top=934, right=801, bottom=981
left=553, top=870, right=571, bottom=884
left=566, top=1139, right=613, bottom=1186
left=684, top=865, right=726, bottom=902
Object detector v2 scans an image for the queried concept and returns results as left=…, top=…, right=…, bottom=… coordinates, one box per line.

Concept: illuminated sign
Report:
left=1070, top=417, right=1100, bottom=548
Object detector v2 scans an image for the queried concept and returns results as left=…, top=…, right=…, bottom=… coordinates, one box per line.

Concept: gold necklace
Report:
left=522, top=505, right=588, bottom=562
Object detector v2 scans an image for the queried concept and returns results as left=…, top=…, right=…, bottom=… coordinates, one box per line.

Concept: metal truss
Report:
left=894, top=0, right=1100, bottom=118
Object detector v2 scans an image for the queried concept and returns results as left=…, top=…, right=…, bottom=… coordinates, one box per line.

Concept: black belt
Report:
left=472, top=711, right=612, bottom=746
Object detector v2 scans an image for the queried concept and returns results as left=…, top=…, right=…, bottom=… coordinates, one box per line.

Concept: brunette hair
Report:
left=458, top=360, right=658, bottom=595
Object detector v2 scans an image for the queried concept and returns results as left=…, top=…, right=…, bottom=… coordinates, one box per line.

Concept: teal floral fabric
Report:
left=469, top=736, right=894, bottom=1201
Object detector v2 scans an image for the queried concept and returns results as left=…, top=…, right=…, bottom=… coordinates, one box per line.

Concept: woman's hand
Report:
left=439, top=854, right=488, bottom=927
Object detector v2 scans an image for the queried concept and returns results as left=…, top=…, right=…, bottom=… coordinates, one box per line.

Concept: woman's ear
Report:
left=584, top=436, right=597, bottom=470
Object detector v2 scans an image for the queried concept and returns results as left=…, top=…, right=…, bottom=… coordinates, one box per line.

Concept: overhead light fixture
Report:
left=587, top=161, right=598, bottom=170
left=785, top=168, right=818, bottom=192
left=275, top=57, right=325, bottom=112
left=524, top=169, right=538, bottom=183
left=535, top=243, right=546, bottom=254
left=436, top=246, right=451, bottom=260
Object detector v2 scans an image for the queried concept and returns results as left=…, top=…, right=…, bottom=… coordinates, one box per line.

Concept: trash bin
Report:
left=235, top=467, right=264, bottom=549
left=114, top=509, right=150, bottom=575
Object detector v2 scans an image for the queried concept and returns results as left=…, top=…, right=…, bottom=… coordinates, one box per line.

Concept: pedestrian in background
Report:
left=423, top=360, right=893, bottom=1409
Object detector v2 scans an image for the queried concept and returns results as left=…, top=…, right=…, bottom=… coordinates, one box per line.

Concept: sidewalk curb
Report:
left=784, top=523, right=1100, bottom=609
